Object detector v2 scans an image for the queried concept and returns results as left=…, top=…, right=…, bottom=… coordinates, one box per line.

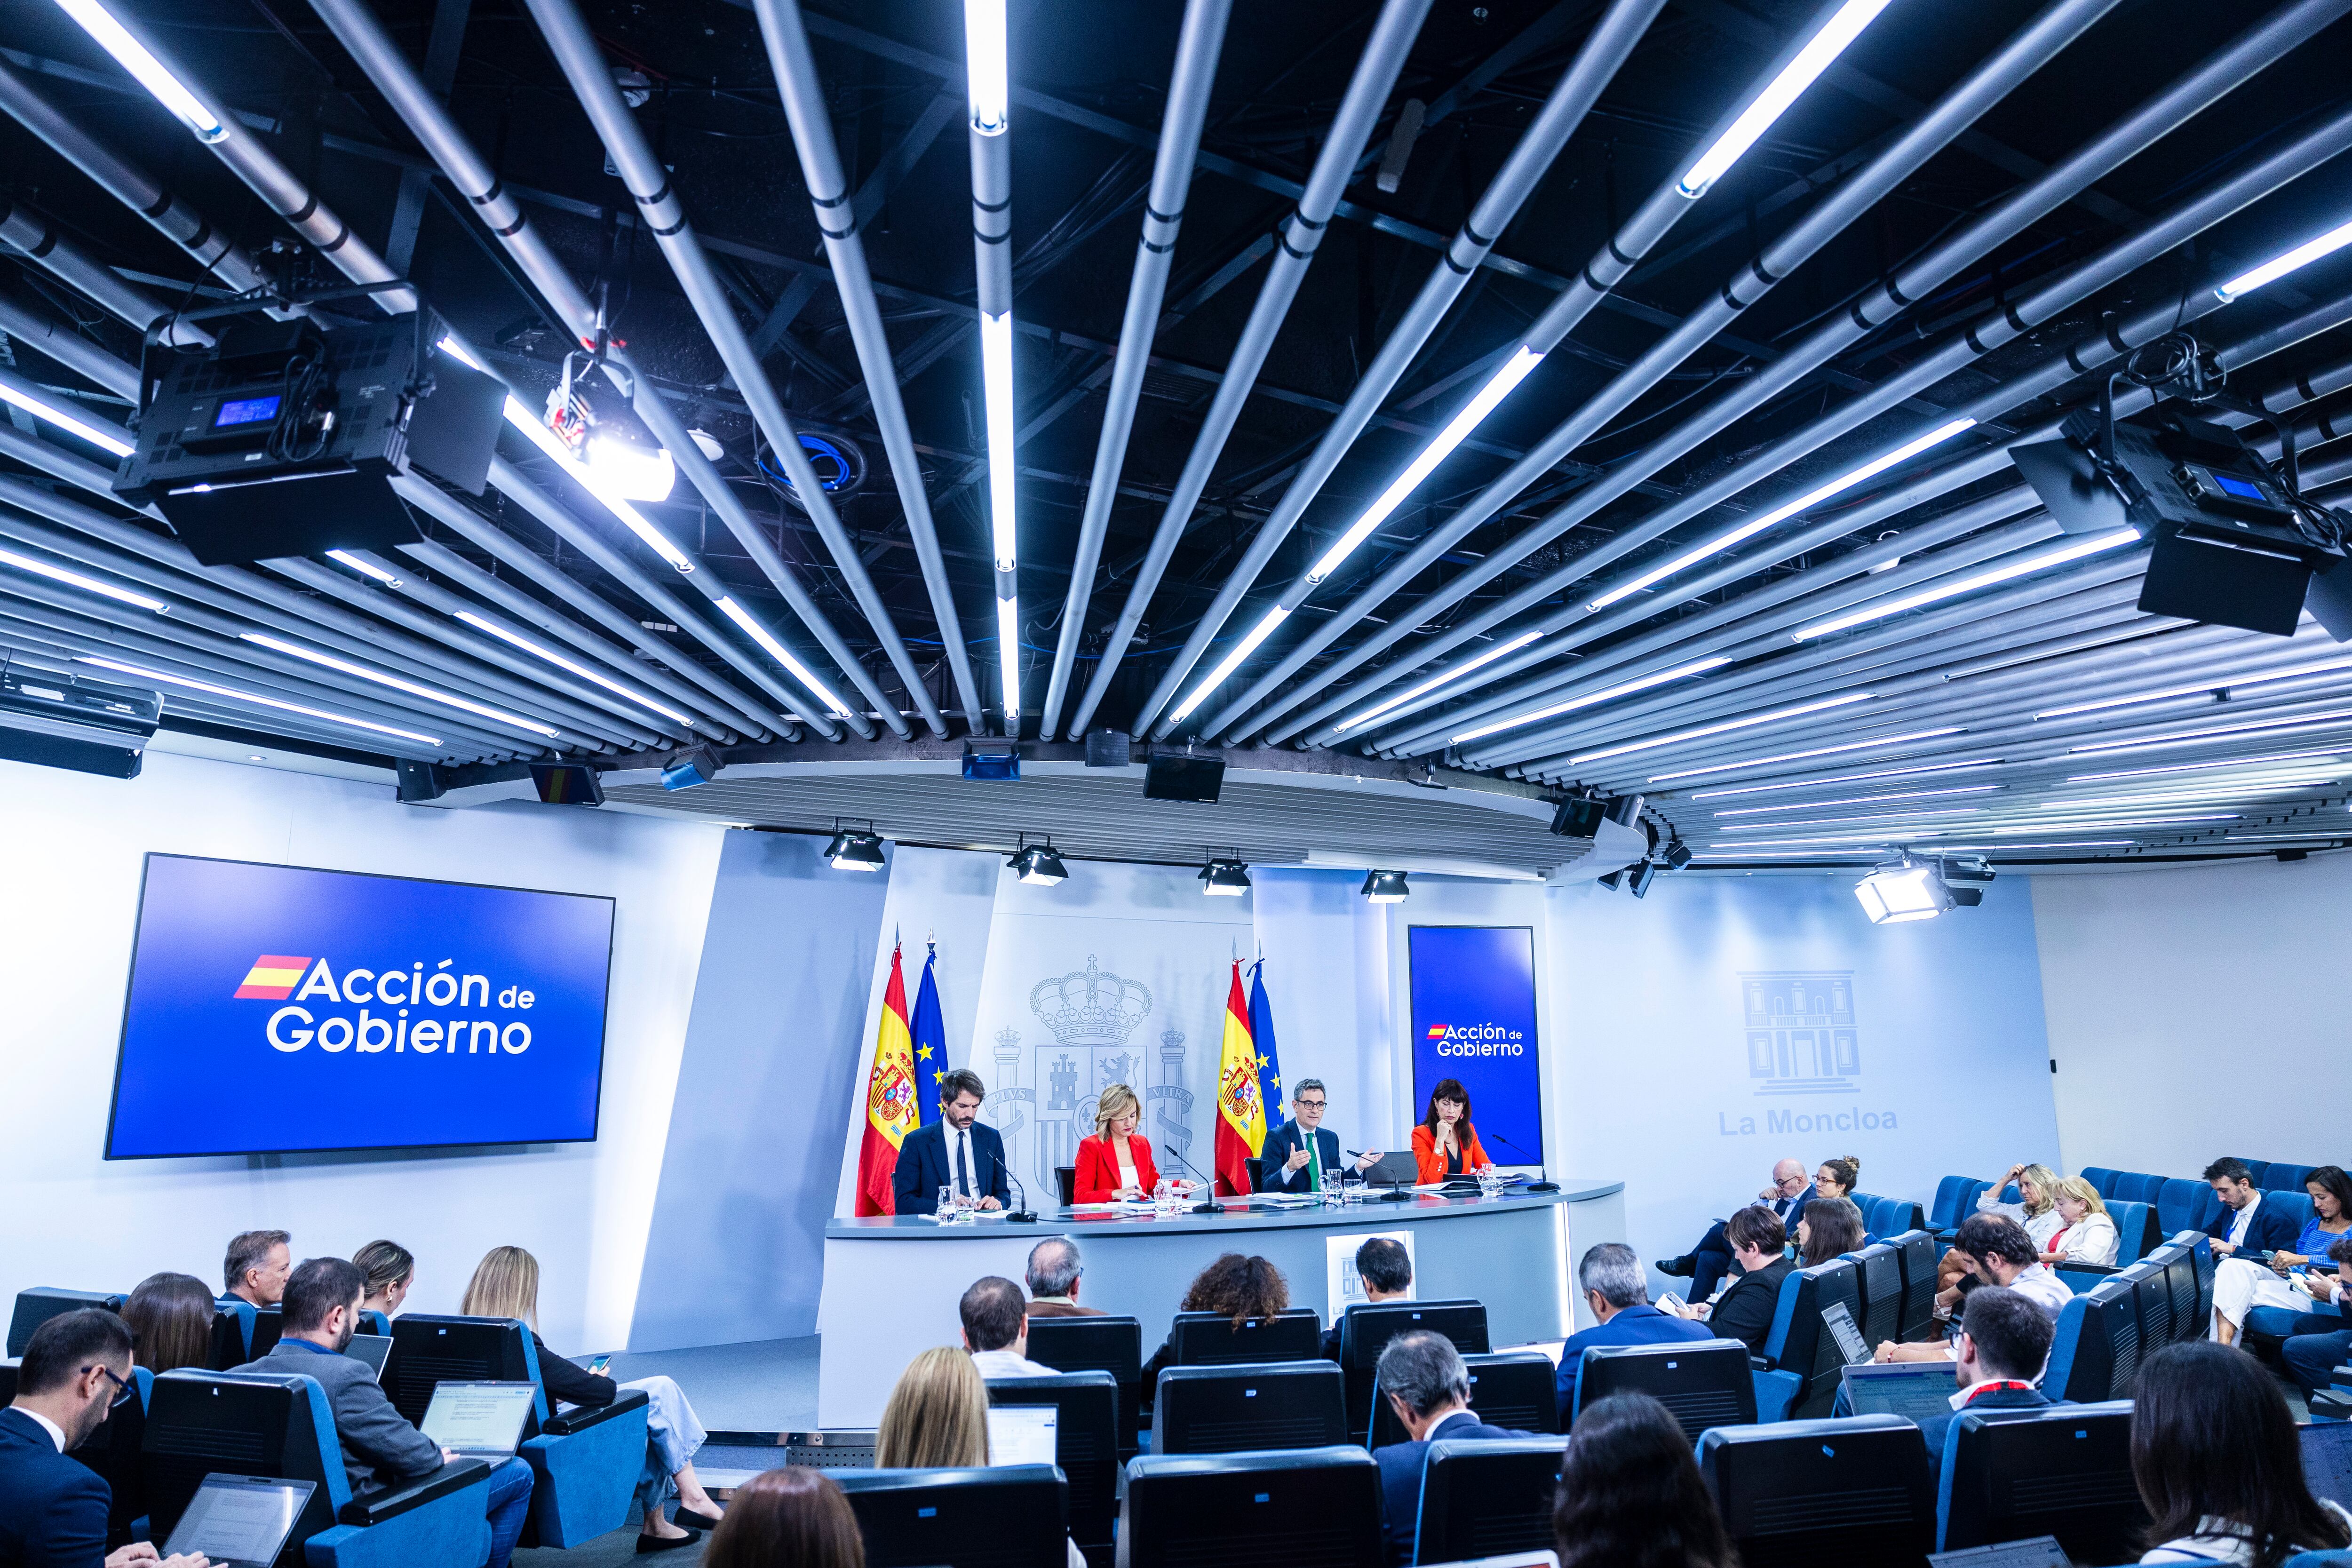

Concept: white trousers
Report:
left=2212, top=1257, right=2316, bottom=1334
left=620, top=1374, right=706, bottom=1508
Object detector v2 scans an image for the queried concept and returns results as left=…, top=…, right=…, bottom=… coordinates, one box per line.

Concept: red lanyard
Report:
left=1965, top=1381, right=2034, bottom=1404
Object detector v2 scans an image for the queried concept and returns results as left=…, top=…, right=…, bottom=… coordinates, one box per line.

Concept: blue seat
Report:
left=1851, top=1193, right=1925, bottom=1238
left=2284, top=1554, right=2352, bottom=1567
left=1573, top=1339, right=1754, bottom=1441
left=2247, top=1299, right=2341, bottom=1346
left=1757, top=1258, right=1863, bottom=1419
left=208, top=1302, right=256, bottom=1369
left=1413, top=1436, right=1569, bottom=1563
left=1699, top=1415, right=1935, bottom=1566
left=1929, top=1177, right=1985, bottom=1234
left=2272, top=1190, right=2319, bottom=1235
left=143, top=1369, right=490, bottom=1568
left=2267, top=1163, right=2320, bottom=1194
left=1155, top=1361, right=1347, bottom=1456
left=1885, top=1230, right=1939, bottom=1344
left=1368, top=1351, right=1556, bottom=1449
left=385, top=1314, right=649, bottom=1548
left=2232, top=1158, right=2272, bottom=1187
left=2158, top=1178, right=2218, bottom=1237
left=2121, top=1260, right=2174, bottom=1349
left=2081, top=1167, right=2125, bottom=1199
left=985, top=1373, right=1118, bottom=1556
left=2043, top=1278, right=2142, bottom=1403
left=2109, top=1199, right=2156, bottom=1267
left=2115, top=1173, right=2168, bottom=1206
left=1936, top=1401, right=2143, bottom=1562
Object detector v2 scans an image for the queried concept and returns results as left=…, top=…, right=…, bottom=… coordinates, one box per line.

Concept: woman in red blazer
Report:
left=1410, top=1077, right=1494, bottom=1185
left=1074, top=1082, right=1195, bottom=1202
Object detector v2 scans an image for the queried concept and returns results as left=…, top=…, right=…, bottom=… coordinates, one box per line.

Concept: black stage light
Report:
left=825, top=820, right=887, bottom=872
left=1939, top=854, right=1994, bottom=907
left=1663, top=839, right=1693, bottom=870
left=1007, top=835, right=1068, bottom=886
left=1359, top=868, right=1410, bottom=903
left=530, top=763, right=603, bottom=806
left=395, top=760, right=446, bottom=803
left=1198, top=855, right=1251, bottom=897
left=0, top=665, right=156, bottom=779
left=1145, top=752, right=1224, bottom=802
left=962, top=743, right=1020, bottom=781
left=1628, top=860, right=1660, bottom=899
left=1550, top=796, right=1606, bottom=837
left=1084, top=729, right=1130, bottom=768
left=1596, top=869, right=1623, bottom=892
left=660, top=747, right=721, bottom=790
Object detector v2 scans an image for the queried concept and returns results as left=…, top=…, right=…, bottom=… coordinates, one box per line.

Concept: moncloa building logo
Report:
left=1424, top=1022, right=1526, bottom=1057
left=234, top=953, right=539, bottom=1056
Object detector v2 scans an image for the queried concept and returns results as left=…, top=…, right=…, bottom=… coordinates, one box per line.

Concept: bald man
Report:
left=1658, top=1157, right=1814, bottom=1301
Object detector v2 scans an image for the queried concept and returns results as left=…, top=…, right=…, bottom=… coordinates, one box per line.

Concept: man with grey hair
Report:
left=1024, top=1237, right=1101, bottom=1318
left=221, top=1228, right=291, bottom=1308
left=1554, top=1242, right=1712, bottom=1425
left=1659, top=1155, right=1814, bottom=1300
left=1254, top=1078, right=1382, bottom=1194
left=1372, top=1331, right=1531, bottom=1566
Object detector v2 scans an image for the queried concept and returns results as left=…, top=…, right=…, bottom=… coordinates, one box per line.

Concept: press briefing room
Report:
left=8, top=0, right=2352, bottom=1566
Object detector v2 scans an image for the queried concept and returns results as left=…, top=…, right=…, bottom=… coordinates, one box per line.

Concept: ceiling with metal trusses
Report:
left=2, top=0, right=2352, bottom=872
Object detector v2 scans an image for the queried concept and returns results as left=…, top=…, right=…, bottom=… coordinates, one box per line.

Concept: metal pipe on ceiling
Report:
left=963, top=0, right=1021, bottom=728
left=1260, top=0, right=2352, bottom=741
left=302, top=0, right=881, bottom=740
left=1218, top=0, right=2127, bottom=745
left=1034, top=0, right=1231, bottom=740
left=759, top=0, right=1041, bottom=734
left=0, top=194, right=207, bottom=346
left=1131, top=0, right=1671, bottom=739
left=517, top=0, right=965, bottom=736
left=0, top=290, right=139, bottom=400
left=1057, top=0, right=1434, bottom=742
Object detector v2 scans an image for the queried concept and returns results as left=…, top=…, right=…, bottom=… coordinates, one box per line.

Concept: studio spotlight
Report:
left=659, top=747, right=721, bottom=791
left=1628, top=860, right=1660, bottom=899
left=1854, top=856, right=1952, bottom=924
left=1359, top=868, right=1411, bottom=903
left=1549, top=796, right=1606, bottom=838
left=1939, top=854, right=1994, bottom=907
left=1198, top=854, right=1252, bottom=897
left=1662, top=840, right=1693, bottom=871
left=825, top=819, right=886, bottom=872
left=1007, top=835, right=1069, bottom=886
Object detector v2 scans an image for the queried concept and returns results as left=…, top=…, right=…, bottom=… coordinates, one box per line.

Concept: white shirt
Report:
left=1114, top=1143, right=1139, bottom=1194
left=16, top=1408, right=67, bottom=1452
left=2227, top=1192, right=2262, bottom=1247
left=2005, top=1262, right=2074, bottom=1320
left=1976, top=1192, right=2067, bottom=1251
left=2140, top=1499, right=2352, bottom=1563
left=969, top=1348, right=1057, bottom=1379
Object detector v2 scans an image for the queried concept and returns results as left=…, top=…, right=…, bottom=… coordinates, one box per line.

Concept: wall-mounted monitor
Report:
left=104, top=854, right=615, bottom=1158
left=1407, top=924, right=1544, bottom=1166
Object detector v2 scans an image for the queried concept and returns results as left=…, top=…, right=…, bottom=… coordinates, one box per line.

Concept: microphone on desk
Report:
left=1161, top=1142, right=1226, bottom=1214
left=1346, top=1149, right=1415, bottom=1202
left=1485, top=1132, right=1559, bottom=1192
left=988, top=1150, right=1039, bottom=1222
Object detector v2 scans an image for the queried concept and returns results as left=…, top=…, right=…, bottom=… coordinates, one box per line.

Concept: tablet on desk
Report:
left=420, top=1380, right=539, bottom=1460
left=344, top=1332, right=391, bottom=1382
left=161, top=1475, right=315, bottom=1568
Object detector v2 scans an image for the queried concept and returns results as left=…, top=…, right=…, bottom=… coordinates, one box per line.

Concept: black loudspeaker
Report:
left=530, top=763, right=604, bottom=805
left=1085, top=729, right=1130, bottom=768
left=1550, top=796, right=1606, bottom=837
left=395, top=760, right=446, bottom=803
left=1144, top=753, right=1223, bottom=803
left=0, top=727, right=142, bottom=779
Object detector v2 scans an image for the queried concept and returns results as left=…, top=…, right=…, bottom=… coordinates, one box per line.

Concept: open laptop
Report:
left=985, top=1405, right=1058, bottom=1468
left=2302, top=1420, right=2352, bottom=1509
left=160, top=1475, right=315, bottom=1568
left=343, top=1333, right=391, bottom=1383
left=419, top=1380, right=539, bottom=1461
left=1843, top=1362, right=1961, bottom=1425
left=1928, top=1536, right=2073, bottom=1568
left=1819, top=1300, right=1874, bottom=1367
left=1360, top=1152, right=1419, bottom=1191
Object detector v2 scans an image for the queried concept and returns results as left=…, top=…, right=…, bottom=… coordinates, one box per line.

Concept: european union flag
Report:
left=1248, top=960, right=1284, bottom=1134
left=912, top=946, right=948, bottom=1129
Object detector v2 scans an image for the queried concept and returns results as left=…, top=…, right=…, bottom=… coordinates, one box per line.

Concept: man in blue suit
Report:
left=1373, top=1332, right=1532, bottom=1567
left=1556, top=1243, right=1714, bottom=1425
left=1, top=1308, right=205, bottom=1568
left=1255, top=1080, right=1381, bottom=1194
left=2203, top=1157, right=2303, bottom=1258
left=1913, top=1286, right=2055, bottom=1468
left=893, top=1068, right=1012, bottom=1216
left=1658, top=1157, right=1812, bottom=1301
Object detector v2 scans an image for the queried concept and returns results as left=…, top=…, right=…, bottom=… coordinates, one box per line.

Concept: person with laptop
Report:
left=1912, top=1287, right=2055, bottom=1468
left=1255, top=1079, right=1383, bottom=1195
left=1555, top=1243, right=1713, bottom=1425
left=2133, top=1339, right=2352, bottom=1563
left=1, top=1308, right=210, bottom=1568
left=236, top=1257, right=534, bottom=1568
left=1373, top=1330, right=1534, bottom=1567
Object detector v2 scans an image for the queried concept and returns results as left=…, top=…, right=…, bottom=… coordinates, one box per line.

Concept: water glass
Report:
left=936, top=1185, right=954, bottom=1222
left=1477, top=1165, right=1502, bottom=1200
left=1320, top=1170, right=1343, bottom=1207
left=1153, top=1177, right=1176, bottom=1217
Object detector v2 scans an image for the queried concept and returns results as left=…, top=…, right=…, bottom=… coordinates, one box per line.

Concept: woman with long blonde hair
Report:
left=875, top=1348, right=1084, bottom=1568
left=462, top=1246, right=722, bottom=1553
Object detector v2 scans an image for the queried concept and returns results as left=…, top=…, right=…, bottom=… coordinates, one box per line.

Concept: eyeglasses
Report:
left=86, top=1364, right=133, bottom=1406
left=1295, top=1098, right=1326, bottom=1109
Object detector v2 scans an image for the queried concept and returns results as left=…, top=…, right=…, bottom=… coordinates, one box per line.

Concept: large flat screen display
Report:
left=1407, top=924, right=1544, bottom=1167
left=105, top=854, right=614, bottom=1158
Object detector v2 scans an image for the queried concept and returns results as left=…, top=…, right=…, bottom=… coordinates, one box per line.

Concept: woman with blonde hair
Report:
left=1072, top=1082, right=1194, bottom=1202
left=352, top=1239, right=414, bottom=1319
left=2041, top=1177, right=2121, bottom=1268
left=876, top=1348, right=1084, bottom=1568
left=1978, top=1162, right=2064, bottom=1248
left=461, top=1246, right=723, bottom=1554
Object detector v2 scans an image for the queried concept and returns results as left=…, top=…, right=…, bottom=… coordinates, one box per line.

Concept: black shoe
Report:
left=637, top=1528, right=701, bottom=1554
left=674, top=1507, right=723, bottom=1532
left=1656, top=1255, right=1696, bottom=1278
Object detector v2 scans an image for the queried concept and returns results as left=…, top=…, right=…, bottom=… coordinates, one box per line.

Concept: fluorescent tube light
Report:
left=1587, top=418, right=1976, bottom=612
left=324, top=549, right=404, bottom=587
left=712, top=595, right=853, bottom=719
left=2035, top=654, right=2352, bottom=718
left=1792, top=527, right=2140, bottom=640
left=1715, top=785, right=2000, bottom=817
left=1648, top=726, right=1965, bottom=783
left=0, top=377, right=135, bottom=457
left=998, top=594, right=1021, bottom=720
left=1692, top=757, right=2003, bottom=798
left=453, top=609, right=697, bottom=729
left=1332, top=630, right=1547, bottom=734
left=980, top=310, right=1018, bottom=570
left=2066, top=708, right=2352, bottom=757
left=1167, top=605, right=1291, bottom=726
left=1451, top=655, right=1731, bottom=745
left=1307, top=346, right=1546, bottom=584
left=2068, top=748, right=2343, bottom=782
left=0, top=545, right=164, bottom=610
left=50, top=0, right=226, bottom=141
left=1678, top=0, right=1891, bottom=198
left=79, top=654, right=440, bottom=746
left=2215, top=215, right=2352, bottom=302
left=585, top=433, right=676, bottom=503
left=963, top=0, right=1009, bottom=133
left=1569, top=690, right=1875, bottom=765
left=239, top=632, right=561, bottom=738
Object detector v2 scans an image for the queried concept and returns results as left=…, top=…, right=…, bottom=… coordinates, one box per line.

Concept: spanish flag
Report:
left=1213, top=960, right=1264, bottom=1196
left=854, top=943, right=921, bottom=1216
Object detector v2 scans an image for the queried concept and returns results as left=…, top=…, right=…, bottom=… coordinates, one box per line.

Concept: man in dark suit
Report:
left=893, top=1068, right=1011, bottom=1216
left=1665, top=1206, right=1793, bottom=1357
left=1555, top=1243, right=1714, bottom=1425
left=2204, top=1157, right=2303, bottom=1258
left=1, top=1308, right=204, bottom=1568
left=1256, top=1080, right=1381, bottom=1195
left=1914, top=1286, right=2055, bottom=1467
left=1372, top=1331, right=1532, bottom=1567
left=1658, top=1158, right=1812, bottom=1301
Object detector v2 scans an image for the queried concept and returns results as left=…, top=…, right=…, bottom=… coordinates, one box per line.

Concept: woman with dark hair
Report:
left=1410, top=1078, right=1493, bottom=1185
left=1552, top=1391, right=1739, bottom=1568
left=2133, top=1340, right=2352, bottom=1564
left=122, top=1271, right=215, bottom=1375
left=1814, top=1156, right=1860, bottom=1201
left=1797, top=1194, right=1867, bottom=1267
left=702, top=1466, right=864, bottom=1568
left=1662, top=1206, right=1790, bottom=1355
left=2211, top=1165, right=2352, bottom=1345
left=1141, top=1253, right=1292, bottom=1390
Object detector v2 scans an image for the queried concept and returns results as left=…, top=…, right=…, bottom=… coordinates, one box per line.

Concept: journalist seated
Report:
left=1555, top=1243, right=1711, bottom=1425
left=1374, top=1331, right=1534, bottom=1567
left=1912, top=1286, right=2054, bottom=1468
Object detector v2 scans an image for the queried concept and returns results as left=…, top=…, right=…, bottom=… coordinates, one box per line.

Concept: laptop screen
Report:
left=162, top=1476, right=315, bottom=1568
left=2302, top=1421, right=2352, bottom=1510
left=420, top=1381, right=539, bottom=1456
left=1842, top=1363, right=1960, bottom=1425
left=986, top=1406, right=1057, bottom=1468
left=1928, top=1536, right=2072, bottom=1568
left=1819, top=1300, right=1873, bottom=1366
left=344, top=1334, right=392, bottom=1381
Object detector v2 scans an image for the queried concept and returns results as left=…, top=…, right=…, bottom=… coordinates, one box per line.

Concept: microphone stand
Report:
left=1347, top=1148, right=1416, bottom=1203
left=1162, top=1143, right=1226, bottom=1215
left=1486, top=1132, right=1559, bottom=1193
left=989, top=1150, right=1039, bottom=1222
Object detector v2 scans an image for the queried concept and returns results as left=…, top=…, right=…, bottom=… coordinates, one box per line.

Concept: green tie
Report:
left=1303, top=1131, right=1322, bottom=1191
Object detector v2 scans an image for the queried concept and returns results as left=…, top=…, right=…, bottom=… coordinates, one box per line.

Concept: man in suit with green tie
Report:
left=1255, top=1079, right=1381, bottom=1194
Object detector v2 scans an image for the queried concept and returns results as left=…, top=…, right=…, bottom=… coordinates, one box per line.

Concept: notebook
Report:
left=160, top=1475, right=315, bottom=1568
left=1928, top=1536, right=2072, bottom=1568
left=343, top=1333, right=392, bottom=1382
left=2301, top=1420, right=2352, bottom=1510
left=419, top=1380, right=539, bottom=1460
left=1842, top=1362, right=1961, bottom=1425
left=986, top=1405, right=1058, bottom=1468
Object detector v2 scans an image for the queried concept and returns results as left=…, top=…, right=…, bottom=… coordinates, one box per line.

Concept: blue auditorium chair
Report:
left=1414, top=1437, right=1569, bottom=1564
left=1850, top=1193, right=1924, bottom=1238
left=2232, top=1158, right=2272, bottom=1187
left=2115, top=1173, right=2169, bottom=1206
left=2267, top=1163, right=2320, bottom=1194
left=207, top=1302, right=257, bottom=1369
left=2122, top=1259, right=2175, bottom=1348
left=835, top=1465, right=1068, bottom=1568
left=2109, top=1198, right=2157, bottom=1267
left=1335, top=1299, right=1489, bottom=1441
left=2284, top=1554, right=2352, bottom=1567
left=2043, top=1277, right=2142, bottom=1403
left=1154, top=1361, right=1347, bottom=1456
left=1121, top=1448, right=1380, bottom=1568
left=2158, top=1178, right=2220, bottom=1237
left=385, top=1314, right=649, bottom=1548
left=1935, top=1401, right=2143, bottom=1562
left=1024, top=1314, right=1142, bottom=1458
left=7, top=1288, right=125, bottom=1356
left=1843, top=1243, right=1903, bottom=1351
left=1929, top=1177, right=1988, bottom=1237
left=2081, top=1167, right=2124, bottom=1199
left=1168, top=1308, right=1322, bottom=1366
left=143, top=1368, right=491, bottom=1568
left=2147, top=1241, right=2199, bottom=1347
left=1756, top=1258, right=1863, bottom=1419
left=2248, top=1299, right=2341, bottom=1358
left=2272, top=1189, right=2320, bottom=1234
left=1369, top=1352, right=1557, bottom=1449
left=1698, top=1415, right=1935, bottom=1566
left=1571, top=1339, right=1754, bottom=1441
left=1885, top=1230, right=1939, bottom=1344
left=985, top=1372, right=1118, bottom=1561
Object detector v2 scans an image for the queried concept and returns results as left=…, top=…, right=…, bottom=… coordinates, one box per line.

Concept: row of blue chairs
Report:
left=2045, top=1234, right=2216, bottom=1403
left=2081, top=1162, right=2325, bottom=1235
left=1929, top=1176, right=2183, bottom=1276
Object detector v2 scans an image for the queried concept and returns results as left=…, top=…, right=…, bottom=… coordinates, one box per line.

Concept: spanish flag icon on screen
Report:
left=1426, top=1024, right=1446, bottom=1039
left=234, top=956, right=311, bottom=1000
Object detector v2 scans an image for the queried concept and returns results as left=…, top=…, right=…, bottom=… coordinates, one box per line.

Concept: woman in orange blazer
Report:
left=1074, top=1082, right=1194, bottom=1202
left=1410, top=1077, right=1494, bottom=1185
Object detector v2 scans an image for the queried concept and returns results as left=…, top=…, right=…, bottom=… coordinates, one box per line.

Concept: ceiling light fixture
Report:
left=2214, top=213, right=2352, bottom=302
left=2035, top=655, right=2352, bottom=719
left=713, top=594, right=853, bottom=720
left=1007, top=834, right=1068, bottom=886
left=1450, top=655, right=1733, bottom=746
left=452, top=609, right=696, bottom=729
left=0, top=545, right=165, bottom=611
left=48, top=0, right=226, bottom=141
left=1570, top=691, right=1875, bottom=766
left=0, top=376, right=136, bottom=457
left=324, top=549, right=405, bottom=587
left=1791, top=527, right=2141, bottom=641
left=1586, top=418, right=1976, bottom=613
left=1713, top=785, right=2002, bottom=817
left=77, top=654, right=441, bottom=747
left=583, top=432, right=676, bottom=503
left=962, top=0, right=1009, bottom=132
left=1649, top=727, right=1966, bottom=784
left=1691, top=757, right=2004, bottom=799
left=1676, top=0, right=1893, bottom=198
left=2067, top=709, right=2352, bottom=757
left=824, top=820, right=887, bottom=872
left=240, top=632, right=561, bottom=738
left=1359, top=868, right=1411, bottom=903
left=1165, top=607, right=1291, bottom=728
left=1198, top=853, right=1252, bottom=897
left=2066, top=748, right=2345, bottom=782
left=1332, top=631, right=1549, bottom=735
left=1854, top=855, right=1953, bottom=924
